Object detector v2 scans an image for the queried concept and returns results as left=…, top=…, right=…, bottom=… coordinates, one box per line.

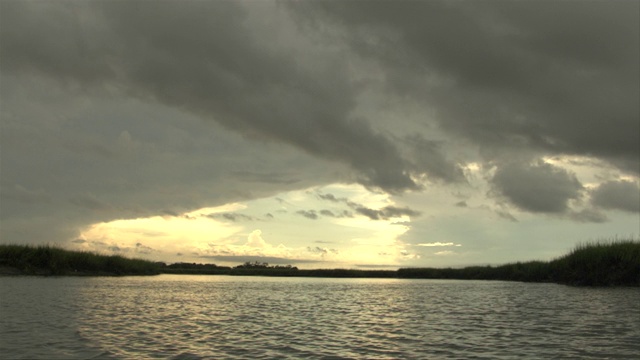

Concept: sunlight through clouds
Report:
left=69, top=183, right=419, bottom=268
left=72, top=205, right=244, bottom=260
left=417, top=242, right=462, bottom=247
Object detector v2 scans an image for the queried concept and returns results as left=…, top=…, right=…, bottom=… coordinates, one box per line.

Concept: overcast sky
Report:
left=1, top=0, right=638, bottom=269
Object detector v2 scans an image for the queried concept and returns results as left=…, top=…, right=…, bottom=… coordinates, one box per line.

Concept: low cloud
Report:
left=590, top=180, right=640, bottom=213
left=208, top=213, right=257, bottom=222
left=317, top=192, right=421, bottom=220
left=296, top=210, right=318, bottom=220
left=69, top=193, right=112, bottom=211
left=317, top=193, right=344, bottom=203
left=568, top=208, right=608, bottom=223
left=490, top=159, right=583, bottom=213
left=495, top=209, right=518, bottom=222
left=404, top=135, right=466, bottom=183
left=1, top=185, right=51, bottom=204
left=246, top=229, right=267, bottom=248
left=306, top=246, right=339, bottom=257
left=135, top=242, right=156, bottom=255
left=353, top=205, right=421, bottom=221
left=319, top=209, right=352, bottom=218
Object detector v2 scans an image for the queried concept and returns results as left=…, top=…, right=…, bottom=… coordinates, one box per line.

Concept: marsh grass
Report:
left=550, top=240, right=640, bottom=286
left=0, top=244, right=161, bottom=276
left=398, top=239, right=640, bottom=286
left=2, top=240, right=638, bottom=285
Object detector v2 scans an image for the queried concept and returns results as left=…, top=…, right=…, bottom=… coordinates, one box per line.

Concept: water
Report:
left=1, top=275, right=639, bottom=359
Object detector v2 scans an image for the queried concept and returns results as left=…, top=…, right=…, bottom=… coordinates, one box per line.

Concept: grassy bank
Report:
left=398, top=240, right=640, bottom=286
left=550, top=240, right=640, bottom=286
left=2, top=240, right=638, bottom=286
left=0, top=244, right=161, bottom=276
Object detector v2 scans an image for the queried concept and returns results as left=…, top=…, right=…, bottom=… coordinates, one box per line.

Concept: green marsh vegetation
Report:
left=398, top=239, right=640, bottom=286
left=0, top=244, right=162, bottom=276
left=550, top=240, right=640, bottom=286
left=1, top=239, right=638, bottom=286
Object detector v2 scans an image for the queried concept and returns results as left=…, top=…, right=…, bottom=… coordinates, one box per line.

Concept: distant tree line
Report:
left=1, top=240, right=638, bottom=286
left=159, top=262, right=231, bottom=274
left=234, top=261, right=298, bottom=270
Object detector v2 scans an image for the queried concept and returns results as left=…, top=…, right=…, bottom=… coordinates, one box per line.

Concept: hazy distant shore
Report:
left=1, top=240, right=638, bottom=286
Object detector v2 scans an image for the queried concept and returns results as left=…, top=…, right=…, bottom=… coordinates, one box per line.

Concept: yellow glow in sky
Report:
left=71, top=183, right=418, bottom=268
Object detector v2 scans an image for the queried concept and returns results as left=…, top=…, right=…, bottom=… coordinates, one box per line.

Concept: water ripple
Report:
left=1, top=276, right=639, bottom=359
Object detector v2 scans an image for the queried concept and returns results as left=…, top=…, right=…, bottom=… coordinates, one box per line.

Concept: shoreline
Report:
left=1, top=240, right=638, bottom=286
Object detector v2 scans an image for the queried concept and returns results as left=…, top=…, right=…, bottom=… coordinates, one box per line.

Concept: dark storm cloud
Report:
left=231, top=171, right=301, bottom=185
left=0, top=185, right=51, bottom=204
left=290, top=1, right=639, bottom=174
left=0, top=1, right=418, bottom=192
left=69, top=193, right=112, bottom=211
left=490, top=160, right=583, bottom=213
left=404, top=135, right=466, bottom=183
left=591, top=180, right=640, bottom=213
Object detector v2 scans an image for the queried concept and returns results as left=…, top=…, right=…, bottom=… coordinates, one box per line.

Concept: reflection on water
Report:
left=1, top=275, right=639, bottom=359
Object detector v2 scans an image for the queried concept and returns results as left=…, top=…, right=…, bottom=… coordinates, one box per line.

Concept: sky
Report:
left=1, top=0, right=638, bottom=269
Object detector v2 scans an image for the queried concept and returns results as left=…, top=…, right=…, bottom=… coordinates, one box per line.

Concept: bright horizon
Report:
left=70, top=180, right=639, bottom=269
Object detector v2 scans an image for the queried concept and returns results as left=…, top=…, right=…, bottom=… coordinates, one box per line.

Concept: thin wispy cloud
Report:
left=416, top=243, right=462, bottom=247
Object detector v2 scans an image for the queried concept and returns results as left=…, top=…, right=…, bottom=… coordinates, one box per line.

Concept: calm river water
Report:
left=1, top=275, right=639, bottom=359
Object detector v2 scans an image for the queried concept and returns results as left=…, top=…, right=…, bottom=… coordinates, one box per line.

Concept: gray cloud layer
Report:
left=317, top=192, right=421, bottom=221
left=0, top=1, right=419, bottom=192
left=290, top=1, right=639, bottom=174
left=591, top=180, right=640, bottom=213
left=3, top=0, right=636, bottom=191
left=490, top=160, right=583, bottom=213
left=1, top=1, right=638, bottom=247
